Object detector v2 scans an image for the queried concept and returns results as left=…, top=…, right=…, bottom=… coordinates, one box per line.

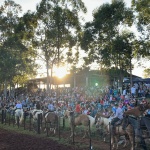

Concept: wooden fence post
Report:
left=17, top=116, right=19, bottom=128
left=109, top=122, right=112, bottom=150
left=1, top=109, right=4, bottom=124
left=24, top=112, right=26, bottom=130
left=29, top=113, right=32, bottom=131
left=37, top=114, right=41, bottom=134
left=58, top=116, right=60, bottom=140
left=89, top=119, right=92, bottom=150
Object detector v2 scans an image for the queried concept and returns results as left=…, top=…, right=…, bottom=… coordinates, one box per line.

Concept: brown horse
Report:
left=124, top=103, right=150, bottom=117
left=64, top=110, right=95, bottom=138
left=44, top=112, right=59, bottom=134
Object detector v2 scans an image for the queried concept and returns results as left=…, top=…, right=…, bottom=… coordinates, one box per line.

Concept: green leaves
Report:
left=0, top=0, right=38, bottom=84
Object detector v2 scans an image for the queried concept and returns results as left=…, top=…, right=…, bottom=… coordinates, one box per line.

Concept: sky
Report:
left=0, top=0, right=149, bottom=78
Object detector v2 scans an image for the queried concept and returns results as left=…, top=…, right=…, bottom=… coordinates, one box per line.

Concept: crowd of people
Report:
left=0, top=81, right=150, bottom=122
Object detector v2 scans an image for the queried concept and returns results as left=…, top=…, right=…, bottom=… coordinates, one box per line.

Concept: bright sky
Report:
left=0, top=0, right=149, bottom=78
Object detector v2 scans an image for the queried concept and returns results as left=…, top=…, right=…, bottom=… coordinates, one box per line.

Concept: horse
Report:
left=44, top=111, right=59, bottom=134
left=64, top=110, right=95, bottom=138
left=30, top=100, right=43, bottom=121
left=95, top=113, right=113, bottom=141
left=95, top=112, right=131, bottom=149
left=122, top=102, right=150, bottom=150
left=14, top=108, right=24, bottom=125
left=29, top=108, right=43, bottom=132
left=106, top=103, right=150, bottom=150
left=124, top=102, right=150, bottom=117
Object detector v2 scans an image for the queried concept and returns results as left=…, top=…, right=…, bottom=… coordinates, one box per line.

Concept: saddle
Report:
left=114, top=119, right=123, bottom=126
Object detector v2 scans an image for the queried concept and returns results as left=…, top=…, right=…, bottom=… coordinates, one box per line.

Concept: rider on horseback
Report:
left=15, top=101, right=23, bottom=109
left=48, top=101, right=55, bottom=112
left=111, top=103, right=123, bottom=133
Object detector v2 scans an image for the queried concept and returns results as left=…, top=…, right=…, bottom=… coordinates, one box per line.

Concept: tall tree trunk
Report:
left=46, top=60, right=50, bottom=95
left=4, top=80, right=7, bottom=98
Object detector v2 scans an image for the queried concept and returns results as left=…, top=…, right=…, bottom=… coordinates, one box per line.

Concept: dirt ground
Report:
left=0, top=128, right=82, bottom=150
left=0, top=127, right=132, bottom=150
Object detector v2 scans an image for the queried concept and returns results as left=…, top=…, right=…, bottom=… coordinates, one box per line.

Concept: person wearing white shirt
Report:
left=122, top=89, right=126, bottom=96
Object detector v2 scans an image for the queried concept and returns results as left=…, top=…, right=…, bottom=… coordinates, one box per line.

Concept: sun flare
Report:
left=54, top=67, right=68, bottom=78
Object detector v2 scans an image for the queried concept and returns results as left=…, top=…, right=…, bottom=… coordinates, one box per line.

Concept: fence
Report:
left=0, top=109, right=150, bottom=150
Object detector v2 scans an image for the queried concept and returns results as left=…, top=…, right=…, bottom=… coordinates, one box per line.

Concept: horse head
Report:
left=95, top=112, right=102, bottom=125
left=64, top=110, right=74, bottom=118
left=95, top=113, right=109, bottom=128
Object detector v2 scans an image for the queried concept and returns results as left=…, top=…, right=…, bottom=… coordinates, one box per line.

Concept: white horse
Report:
left=95, top=113, right=135, bottom=150
left=14, top=108, right=24, bottom=124
left=30, top=109, right=43, bottom=121
left=95, top=114, right=112, bottom=142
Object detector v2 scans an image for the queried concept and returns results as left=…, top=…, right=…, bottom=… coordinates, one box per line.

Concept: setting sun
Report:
left=54, top=67, right=68, bottom=78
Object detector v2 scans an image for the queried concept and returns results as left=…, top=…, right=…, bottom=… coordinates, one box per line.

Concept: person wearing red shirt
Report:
left=75, top=101, right=81, bottom=116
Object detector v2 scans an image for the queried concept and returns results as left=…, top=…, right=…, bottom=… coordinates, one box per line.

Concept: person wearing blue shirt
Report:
left=111, top=103, right=123, bottom=133
left=15, top=101, right=22, bottom=109
left=48, top=101, right=55, bottom=112
left=111, top=103, right=116, bottom=115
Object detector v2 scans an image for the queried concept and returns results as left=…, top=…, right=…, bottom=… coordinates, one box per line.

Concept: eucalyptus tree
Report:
left=80, top=0, right=134, bottom=86
left=0, top=0, right=38, bottom=96
left=130, top=0, right=150, bottom=76
left=35, top=0, right=87, bottom=93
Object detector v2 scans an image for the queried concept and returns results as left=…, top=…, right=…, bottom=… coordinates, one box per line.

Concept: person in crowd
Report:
left=122, top=103, right=128, bottom=112
left=131, top=85, right=136, bottom=98
left=100, top=98, right=104, bottom=110
left=111, top=103, right=116, bottom=116
left=103, top=100, right=109, bottom=109
left=47, top=101, right=55, bottom=112
left=102, top=108, right=110, bottom=118
left=82, top=105, right=89, bottom=115
left=97, top=102, right=101, bottom=111
left=90, top=105, right=97, bottom=118
left=113, top=87, right=118, bottom=98
left=122, top=88, right=127, bottom=97
left=109, top=94, right=113, bottom=103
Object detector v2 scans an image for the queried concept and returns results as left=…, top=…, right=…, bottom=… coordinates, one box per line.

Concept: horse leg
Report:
left=53, top=127, right=56, bottom=134
left=15, top=116, right=17, bottom=124
left=122, top=133, right=129, bottom=148
left=82, top=130, right=87, bottom=139
left=82, top=126, right=89, bottom=139
left=115, top=136, right=120, bottom=149
left=122, top=137, right=127, bottom=147
left=70, top=126, right=74, bottom=137
left=103, top=132, right=109, bottom=142
left=19, top=115, right=23, bottom=124
left=111, top=136, right=116, bottom=150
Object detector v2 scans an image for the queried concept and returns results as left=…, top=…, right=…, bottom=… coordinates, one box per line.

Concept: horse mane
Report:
left=88, top=115, right=95, bottom=128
